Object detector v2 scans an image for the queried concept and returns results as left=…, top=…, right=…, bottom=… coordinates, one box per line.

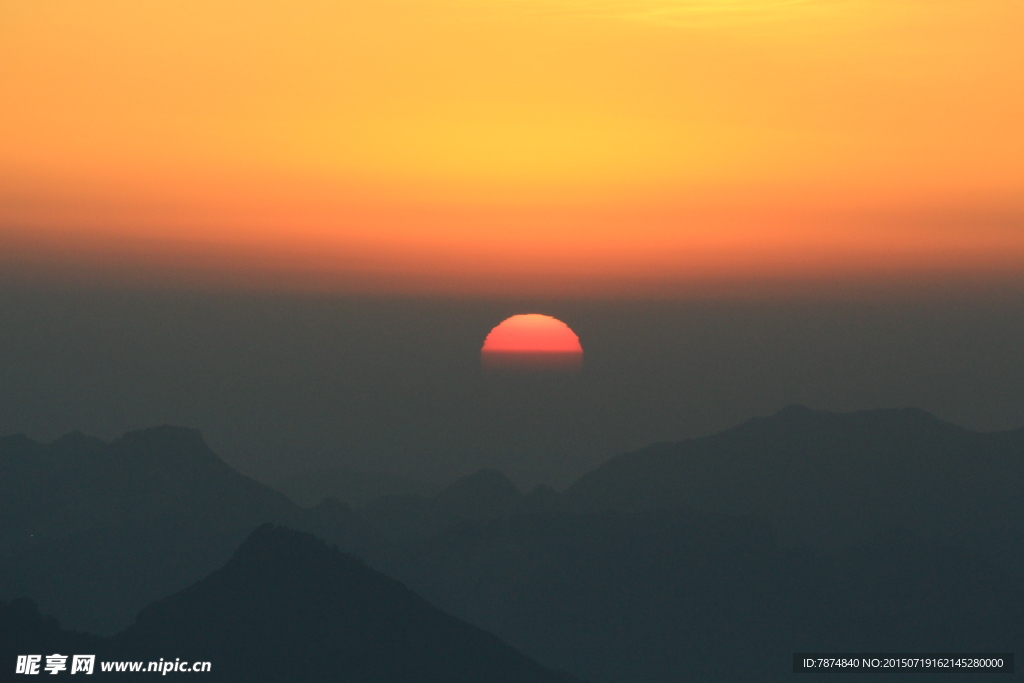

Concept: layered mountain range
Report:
left=2, top=407, right=1022, bottom=681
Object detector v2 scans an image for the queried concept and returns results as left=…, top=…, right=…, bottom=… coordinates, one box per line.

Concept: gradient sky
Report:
left=2, top=0, right=1022, bottom=295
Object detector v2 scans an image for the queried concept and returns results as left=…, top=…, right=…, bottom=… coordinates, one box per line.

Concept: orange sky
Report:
left=2, top=0, right=1022, bottom=296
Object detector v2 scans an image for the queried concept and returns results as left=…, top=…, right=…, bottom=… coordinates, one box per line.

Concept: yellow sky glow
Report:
left=1, top=0, right=1022, bottom=295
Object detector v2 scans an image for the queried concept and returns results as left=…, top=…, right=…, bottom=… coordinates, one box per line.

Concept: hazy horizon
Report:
left=3, top=281, right=1024, bottom=489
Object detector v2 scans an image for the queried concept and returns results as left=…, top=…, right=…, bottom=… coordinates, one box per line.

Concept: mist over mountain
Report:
left=270, top=466, right=439, bottom=508
left=356, top=406, right=1024, bottom=580
left=116, top=524, right=581, bottom=682
left=8, top=290, right=1024, bottom=489
left=353, top=407, right=1024, bottom=681
left=2, top=525, right=581, bottom=682
left=358, top=469, right=555, bottom=549
left=563, top=405, right=1024, bottom=577
left=0, top=427, right=376, bottom=634
left=2, top=407, right=1023, bottom=681
left=392, top=509, right=1023, bottom=683
left=4, top=1, right=1024, bottom=677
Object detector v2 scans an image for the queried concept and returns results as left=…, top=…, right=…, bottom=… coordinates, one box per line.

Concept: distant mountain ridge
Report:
left=358, top=405, right=1024, bottom=576
left=563, top=405, right=1024, bottom=575
left=271, top=465, right=439, bottom=508
left=358, top=468, right=554, bottom=550
left=4, top=406, right=1024, bottom=682
left=356, top=406, right=1024, bottom=681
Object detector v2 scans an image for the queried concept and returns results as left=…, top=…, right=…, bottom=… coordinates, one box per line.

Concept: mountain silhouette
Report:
left=358, top=469, right=538, bottom=549
left=563, top=405, right=1024, bottom=576
left=271, top=465, right=438, bottom=508
left=1, top=526, right=582, bottom=683
left=392, top=508, right=1023, bottom=683
left=0, top=598, right=102, bottom=669
left=5, top=408, right=1024, bottom=682
left=0, top=427, right=376, bottom=634
left=361, top=407, right=1024, bottom=682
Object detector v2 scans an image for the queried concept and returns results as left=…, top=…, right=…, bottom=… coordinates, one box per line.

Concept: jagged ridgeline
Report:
left=0, top=427, right=377, bottom=635
left=2, top=407, right=1023, bottom=682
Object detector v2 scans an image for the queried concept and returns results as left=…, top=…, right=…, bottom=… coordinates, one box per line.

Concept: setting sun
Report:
left=482, top=314, right=583, bottom=370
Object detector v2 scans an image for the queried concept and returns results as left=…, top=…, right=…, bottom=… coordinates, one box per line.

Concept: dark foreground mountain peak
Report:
left=0, top=428, right=376, bottom=634
left=2, top=526, right=582, bottom=682
left=117, top=524, right=581, bottom=682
